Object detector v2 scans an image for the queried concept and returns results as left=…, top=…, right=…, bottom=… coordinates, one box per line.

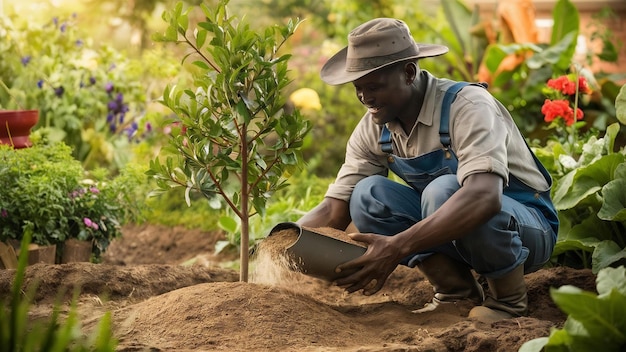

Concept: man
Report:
left=297, top=18, right=558, bottom=323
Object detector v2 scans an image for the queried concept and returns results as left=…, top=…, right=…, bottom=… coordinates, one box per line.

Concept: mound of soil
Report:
left=0, top=223, right=596, bottom=351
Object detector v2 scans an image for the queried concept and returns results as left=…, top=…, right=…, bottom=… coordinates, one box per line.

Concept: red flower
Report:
left=546, top=75, right=591, bottom=96
left=541, top=99, right=583, bottom=126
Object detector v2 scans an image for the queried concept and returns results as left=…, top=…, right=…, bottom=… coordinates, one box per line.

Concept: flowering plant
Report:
left=533, top=74, right=626, bottom=273
left=540, top=72, right=593, bottom=159
left=0, top=141, right=143, bottom=261
left=0, top=13, right=151, bottom=171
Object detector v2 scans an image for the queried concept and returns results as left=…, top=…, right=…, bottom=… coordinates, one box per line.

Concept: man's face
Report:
left=352, top=64, right=413, bottom=126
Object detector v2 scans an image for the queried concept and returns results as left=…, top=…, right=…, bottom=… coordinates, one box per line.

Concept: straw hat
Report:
left=320, top=18, right=448, bottom=85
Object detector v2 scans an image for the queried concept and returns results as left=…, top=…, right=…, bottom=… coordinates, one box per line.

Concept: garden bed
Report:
left=0, top=223, right=596, bottom=351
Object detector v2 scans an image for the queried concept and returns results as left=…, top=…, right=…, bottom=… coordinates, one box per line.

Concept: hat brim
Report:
left=320, top=44, right=449, bottom=85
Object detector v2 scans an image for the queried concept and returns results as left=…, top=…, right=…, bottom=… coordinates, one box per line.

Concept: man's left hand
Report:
left=334, top=232, right=401, bottom=295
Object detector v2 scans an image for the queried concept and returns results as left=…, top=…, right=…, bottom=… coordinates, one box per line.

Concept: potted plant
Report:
left=0, top=140, right=144, bottom=264
left=63, top=165, right=144, bottom=262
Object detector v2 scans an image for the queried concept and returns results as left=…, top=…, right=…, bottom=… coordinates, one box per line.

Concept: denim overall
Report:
left=351, top=82, right=558, bottom=275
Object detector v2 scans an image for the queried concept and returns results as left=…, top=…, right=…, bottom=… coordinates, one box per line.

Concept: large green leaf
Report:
left=553, top=153, right=626, bottom=210
left=550, top=285, right=626, bottom=347
left=592, top=241, right=626, bottom=274
left=597, top=266, right=626, bottom=297
left=550, top=0, right=579, bottom=70
left=598, top=178, right=626, bottom=221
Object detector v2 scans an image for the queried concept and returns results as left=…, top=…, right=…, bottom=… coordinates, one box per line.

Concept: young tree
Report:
left=148, top=0, right=310, bottom=281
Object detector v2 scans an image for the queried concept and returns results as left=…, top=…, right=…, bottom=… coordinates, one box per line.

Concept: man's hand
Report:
left=334, top=232, right=402, bottom=295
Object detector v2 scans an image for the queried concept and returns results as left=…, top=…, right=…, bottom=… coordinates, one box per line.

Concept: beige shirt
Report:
left=325, top=71, right=549, bottom=202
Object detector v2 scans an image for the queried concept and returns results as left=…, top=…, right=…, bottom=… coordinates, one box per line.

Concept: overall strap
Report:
left=379, top=125, right=393, bottom=153
left=440, top=82, right=472, bottom=148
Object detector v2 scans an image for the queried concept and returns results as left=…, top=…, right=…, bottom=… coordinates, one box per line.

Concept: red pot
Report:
left=0, top=110, right=39, bottom=149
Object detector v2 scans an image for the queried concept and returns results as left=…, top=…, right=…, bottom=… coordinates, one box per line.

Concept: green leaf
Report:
left=196, top=28, right=207, bottom=49
left=592, top=241, right=626, bottom=274
left=597, top=266, right=626, bottom=297
left=551, top=0, right=579, bottom=45
left=598, top=177, right=626, bottom=221
left=526, top=32, right=576, bottom=70
left=518, top=337, right=549, bottom=352
left=218, top=216, right=238, bottom=234
left=616, top=84, right=626, bottom=125
left=553, top=153, right=626, bottom=210
left=192, top=60, right=210, bottom=70
left=235, top=98, right=252, bottom=124
left=550, top=0, right=579, bottom=70
left=550, top=285, right=626, bottom=346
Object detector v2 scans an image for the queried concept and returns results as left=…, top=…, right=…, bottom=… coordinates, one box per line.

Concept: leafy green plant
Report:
left=147, top=0, right=311, bottom=281
left=0, top=229, right=117, bottom=351
left=0, top=13, right=150, bottom=171
left=0, top=141, right=144, bottom=260
left=519, top=265, right=626, bottom=352
left=0, top=142, right=82, bottom=246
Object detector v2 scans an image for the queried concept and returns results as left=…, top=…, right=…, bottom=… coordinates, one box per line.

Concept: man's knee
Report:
left=421, top=175, right=460, bottom=216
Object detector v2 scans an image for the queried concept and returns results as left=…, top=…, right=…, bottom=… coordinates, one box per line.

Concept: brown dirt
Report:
left=0, top=223, right=597, bottom=352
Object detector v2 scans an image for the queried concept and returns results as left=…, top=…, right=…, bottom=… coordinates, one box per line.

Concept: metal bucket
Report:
left=268, top=222, right=366, bottom=281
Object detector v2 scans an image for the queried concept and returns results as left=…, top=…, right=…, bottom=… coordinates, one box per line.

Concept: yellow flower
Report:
left=289, top=88, right=322, bottom=111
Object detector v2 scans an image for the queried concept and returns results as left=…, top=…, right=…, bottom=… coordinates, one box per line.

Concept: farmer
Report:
left=297, top=18, right=558, bottom=323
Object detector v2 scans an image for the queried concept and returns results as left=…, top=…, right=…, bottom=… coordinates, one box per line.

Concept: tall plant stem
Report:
left=240, top=121, right=249, bottom=282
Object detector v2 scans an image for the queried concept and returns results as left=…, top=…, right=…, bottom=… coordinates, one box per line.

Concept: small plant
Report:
left=148, top=0, right=311, bottom=281
left=519, top=265, right=626, bottom=352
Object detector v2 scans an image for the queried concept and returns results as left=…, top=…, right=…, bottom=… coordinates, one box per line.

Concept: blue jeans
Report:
left=349, top=174, right=555, bottom=278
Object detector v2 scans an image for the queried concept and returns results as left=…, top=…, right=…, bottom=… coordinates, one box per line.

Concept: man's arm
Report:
left=297, top=197, right=352, bottom=231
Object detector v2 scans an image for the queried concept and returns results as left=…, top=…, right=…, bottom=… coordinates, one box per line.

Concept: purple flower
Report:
left=1, top=209, right=8, bottom=218
left=75, top=39, right=83, bottom=46
left=54, top=86, right=65, bottom=97
left=89, top=76, right=96, bottom=85
left=53, top=17, right=59, bottom=26
left=105, top=82, right=114, bottom=93
left=37, top=80, right=44, bottom=89
left=60, top=22, right=67, bottom=32
left=145, top=122, right=152, bottom=132
left=116, top=93, right=124, bottom=103
left=89, top=187, right=100, bottom=194
left=107, top=100, right=119, bottom=112
left=106, top=112, right=115, bottom=123
left=21, top=56, right=31, bottom=66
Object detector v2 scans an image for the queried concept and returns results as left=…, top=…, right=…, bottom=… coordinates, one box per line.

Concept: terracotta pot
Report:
left=61, top=239, right=93, bottom=263
left=0, top=110, right=39, bottom=149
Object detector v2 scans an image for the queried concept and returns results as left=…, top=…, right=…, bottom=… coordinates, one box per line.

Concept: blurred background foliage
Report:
left=1, top=0, right=624, bottom=261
